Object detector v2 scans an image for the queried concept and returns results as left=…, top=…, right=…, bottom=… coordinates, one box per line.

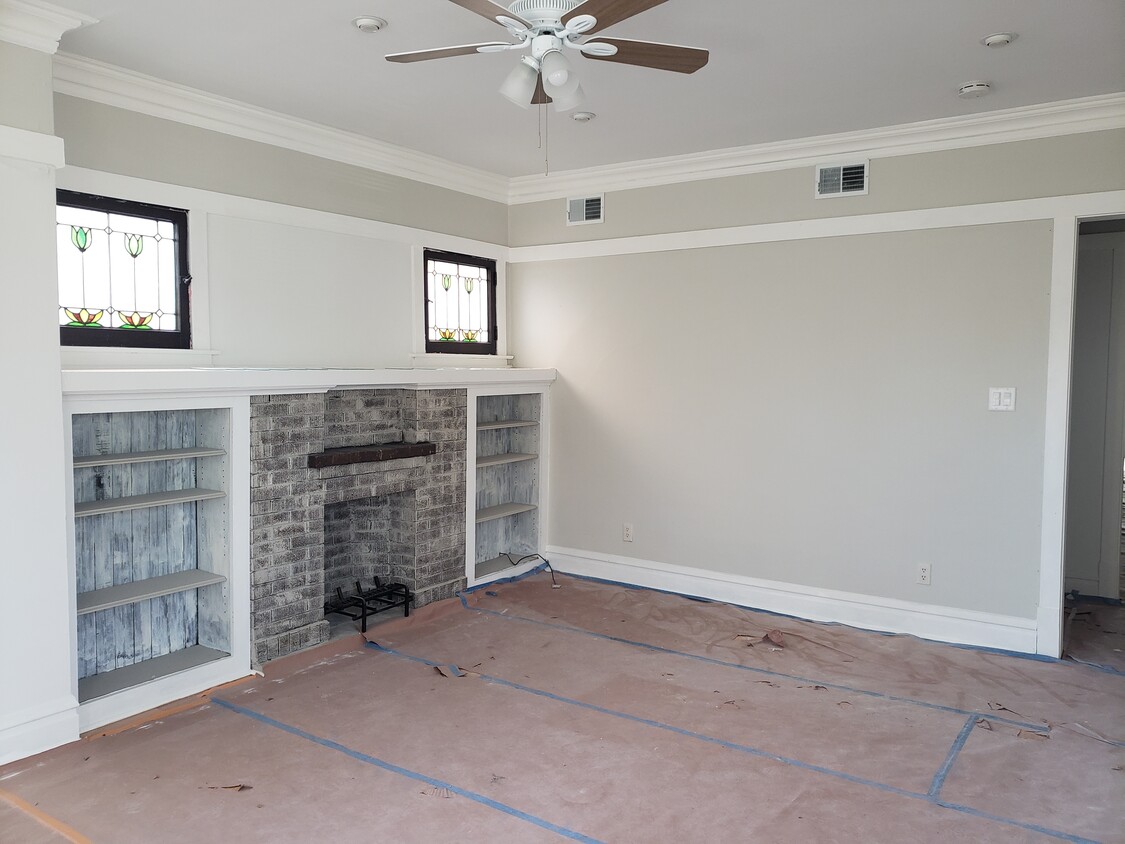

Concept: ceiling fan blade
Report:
left=582, top=37, right=708, bottom=73
left=446, top=0, right=531, bottom=29
left=386, top=42, right=511, bottom=63
left=563, top=0, right=669, bottom=35
left=531, top=74, right=553, bottom=105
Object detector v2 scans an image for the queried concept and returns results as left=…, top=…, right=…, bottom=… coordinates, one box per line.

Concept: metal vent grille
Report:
left=816, top=162, right=869, bottom=198
left=567, top=194, right=604, bottom=225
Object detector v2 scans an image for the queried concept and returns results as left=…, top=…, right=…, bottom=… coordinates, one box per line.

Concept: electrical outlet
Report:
left=623, top=523, right=634, bottom=542
left=917, top=564, right=931, bottom=585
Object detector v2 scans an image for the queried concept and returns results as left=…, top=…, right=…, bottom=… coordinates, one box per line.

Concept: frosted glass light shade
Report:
left=552, top=82, right=585, bottom=112
left=500, top=58, right=540, bottom=108
left=540, top=50, right=571, bottom=88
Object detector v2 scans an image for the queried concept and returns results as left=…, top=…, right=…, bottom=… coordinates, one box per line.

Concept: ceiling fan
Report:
left=386, top=0, right=709, bottom=111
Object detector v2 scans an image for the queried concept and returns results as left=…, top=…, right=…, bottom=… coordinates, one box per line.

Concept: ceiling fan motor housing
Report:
left=508, top=0, right=581, bottom=28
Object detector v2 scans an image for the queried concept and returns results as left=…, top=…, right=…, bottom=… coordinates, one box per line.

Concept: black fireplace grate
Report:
left=324, top=578, right=413, bottom=633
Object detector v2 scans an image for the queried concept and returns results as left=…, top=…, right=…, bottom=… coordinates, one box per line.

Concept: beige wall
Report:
left=0, top=42, right=54, bottom=134
left=510, top=130, right=1125, bottom=246
left=54, top=95, right=509, bottom=245
left=509, top=222, right=1053, bottom=619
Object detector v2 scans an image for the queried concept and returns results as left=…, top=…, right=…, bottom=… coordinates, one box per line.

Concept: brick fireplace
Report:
left=249, top=388, right=467, bottom=663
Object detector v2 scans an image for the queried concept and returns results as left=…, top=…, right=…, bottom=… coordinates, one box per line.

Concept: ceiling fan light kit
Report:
left=385, top=0, right=708, bottom=109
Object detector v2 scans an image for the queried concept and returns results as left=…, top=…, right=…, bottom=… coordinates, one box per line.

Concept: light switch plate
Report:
left=988, top=387, right=1016, bottom=412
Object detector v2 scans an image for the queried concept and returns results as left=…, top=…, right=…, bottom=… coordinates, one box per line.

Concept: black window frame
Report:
left=423, top=248, right=498, bottom=356
left=57, top=189, right=192, bottom=350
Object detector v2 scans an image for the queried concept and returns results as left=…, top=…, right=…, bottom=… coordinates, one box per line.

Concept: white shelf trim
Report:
left=477, top=419, right=539, bottom=430
left=476, top=502, right=537, bottom=523
left=75, top=487, right=225, bottom=517
left=77, top=570, right=227, bottom=615
left=77, top=645, right=228, bottom=703
left=477, top=452, right=538, bottom=468
left=73, top=446, right=226, bottom=468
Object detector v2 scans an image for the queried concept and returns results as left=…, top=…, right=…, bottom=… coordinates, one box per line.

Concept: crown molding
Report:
left=52, top=53, right=511, bottom=204
left=49, top=49, right=1125, bottom=209
left=0, top=0, right=94, bottom=54
left=507, top=93, right=1125, bottom=204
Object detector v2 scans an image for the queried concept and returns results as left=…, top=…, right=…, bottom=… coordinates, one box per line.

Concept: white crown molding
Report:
left=508, top=93, right=1125, bottom=204
left=0, top=0, right=95, bottom=54
left=52, top=53, right=511, bottom=204
left=0, top=122, right=64, bottom=166
left=49, top=49, right=1124, bottom=209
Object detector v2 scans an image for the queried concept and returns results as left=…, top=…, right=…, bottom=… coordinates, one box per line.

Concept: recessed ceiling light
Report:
left=981, top=32, right=1018, bottom=48
left=352, top=16, right=387, bottom=34
left=958, top=81, right=992, bottom=99
left=572, top=111, right=596, bottom=123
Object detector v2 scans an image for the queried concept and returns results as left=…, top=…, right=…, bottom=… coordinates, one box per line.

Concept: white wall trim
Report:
left=509, top=93, right=1125, bottom=204
left=548, top=547, right=1039, bottom=654
left=0, top=123, right=63, bottom=167
left=0, top=698, right=78, bottom=766
left=0, top=0, right=95, bottom=54
left=508, top=191, right=1125, bottom=264
left=52, top=53, right=510, bottom=204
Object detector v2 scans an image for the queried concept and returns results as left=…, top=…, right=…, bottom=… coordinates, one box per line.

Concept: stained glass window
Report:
left=56, top=190, right=191, bottom=349
left=424, top=249, right=497, bottom=355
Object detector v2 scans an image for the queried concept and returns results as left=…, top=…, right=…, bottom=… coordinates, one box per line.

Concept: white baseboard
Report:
left=0, top=700, right=80, bottom=767
left=547, top=547, right=1039, bottom=655
left=78, top=657, right=252, bottom=733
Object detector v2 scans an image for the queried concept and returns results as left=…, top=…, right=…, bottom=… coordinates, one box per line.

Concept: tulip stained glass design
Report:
left=56, top=203, right=179, bottom=331
left=425, top=252, right=494, bottom=349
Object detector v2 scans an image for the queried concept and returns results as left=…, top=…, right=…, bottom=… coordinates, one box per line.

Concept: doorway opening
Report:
left=1062, top=217, right=1125, bottom=671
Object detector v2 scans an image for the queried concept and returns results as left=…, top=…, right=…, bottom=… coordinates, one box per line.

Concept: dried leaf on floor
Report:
left=798, top=685, right=828, bottom=691
left=837, top=701, right=852, bottom=708
left=434, top=665, right=481, bottom=679
left=976, top=719, right=993, bottom=731
left=755, top=680, right=779, bottom=688
left=1016, top=729, right=1050, bottom=741
left=207, top=784, right=252, bottom=792
left=986, top=701, right=1028, bottom=718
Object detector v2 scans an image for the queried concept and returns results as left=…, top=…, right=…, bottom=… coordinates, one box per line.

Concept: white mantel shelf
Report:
left=61, top=367, right=558, bottom=397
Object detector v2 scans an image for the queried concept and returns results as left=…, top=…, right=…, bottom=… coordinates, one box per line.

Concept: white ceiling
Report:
left=53, top=0, right=1125, bottom=178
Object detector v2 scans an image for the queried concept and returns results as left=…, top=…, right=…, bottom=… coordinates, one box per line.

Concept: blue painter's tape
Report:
left=364, top=642, right=1096, bottom=844
left=929, top=715, right=977, bottom=798
left=365, top=641, right=922, bottom=800
left=213, top=697, right=602, bottom=844
left=933, top=801, right=1099, bottom=844
left=457, top=593, right=1046, bottom=732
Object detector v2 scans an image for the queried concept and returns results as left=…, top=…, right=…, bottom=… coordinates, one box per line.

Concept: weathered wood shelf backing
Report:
left=77, top=570, right=227, bottom=615
left=307, top=441, right=437, bottom=469
left=477, top=419, right=538, bottom=431
left=476, top=502, right=537, bottom=523
left=77, top=645, right=228, bottom=703
left=477, top=452, right=538, bottom=468
left=75, top=488, right=226, bottom=517
left=72, top=446, right=226, bottom=468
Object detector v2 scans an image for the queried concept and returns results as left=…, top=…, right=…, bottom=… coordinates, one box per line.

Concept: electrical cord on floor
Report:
left=501, top=552, right=560, bottom=588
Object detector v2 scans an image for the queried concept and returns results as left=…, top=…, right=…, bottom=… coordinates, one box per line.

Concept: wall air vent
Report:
left=815, top=162, right=868, bottom=198
left=567, top=194, right=604, bottom=225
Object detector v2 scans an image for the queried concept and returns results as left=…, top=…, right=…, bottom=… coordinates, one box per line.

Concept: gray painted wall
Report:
left=54, top=94, right=509, bottom=245
left=509, top=222, right=1053, bottom=619
left=0, top=42, right=54, bottom=134
left=510, top=129, right=1125, bottom=246
left=205, top=215, right=414, bottom=367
